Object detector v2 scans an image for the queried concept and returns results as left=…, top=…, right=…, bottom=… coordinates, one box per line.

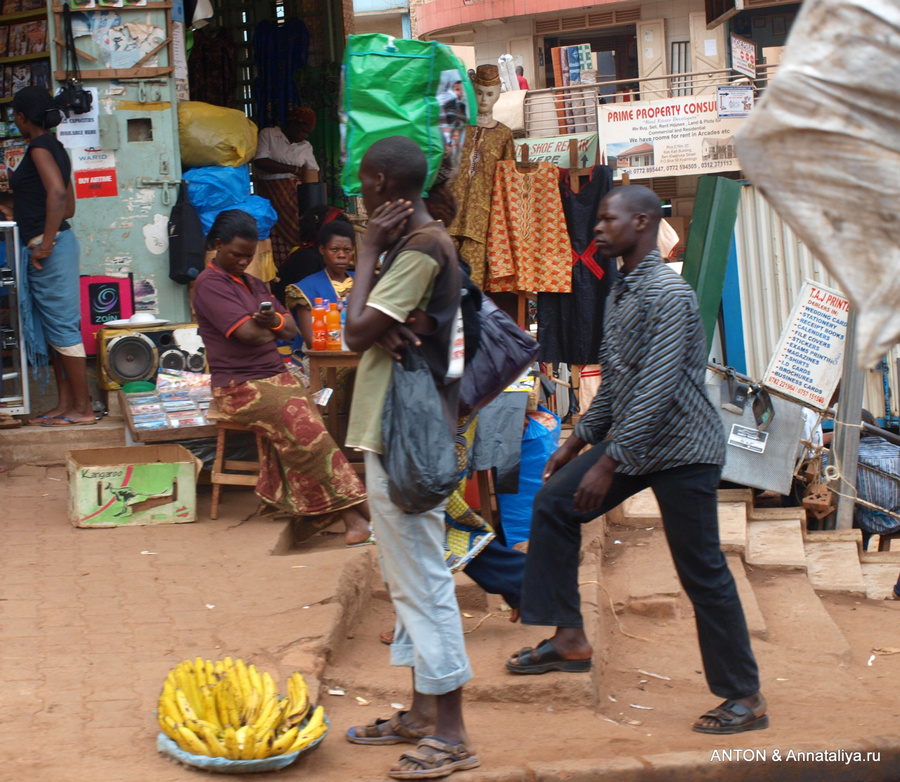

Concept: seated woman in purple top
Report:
left=192, top=210, right=371, bottom=546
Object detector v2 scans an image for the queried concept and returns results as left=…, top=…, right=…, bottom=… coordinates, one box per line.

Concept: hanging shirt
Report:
left=574, top=249, right=726, bottom=475
left=485, top=161, right=572, bottom=294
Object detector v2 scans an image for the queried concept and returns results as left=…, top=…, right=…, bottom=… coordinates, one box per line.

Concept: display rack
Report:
left=0, top=2, right=51, bottom=104
left=0, top=220, right=29, bottom=415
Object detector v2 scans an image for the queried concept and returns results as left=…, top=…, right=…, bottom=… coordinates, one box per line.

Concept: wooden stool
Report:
left=210, top=419, right=266, bottom=520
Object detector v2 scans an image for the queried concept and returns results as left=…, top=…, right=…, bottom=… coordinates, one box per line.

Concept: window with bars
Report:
left=669, top=40, right=692, bottom=97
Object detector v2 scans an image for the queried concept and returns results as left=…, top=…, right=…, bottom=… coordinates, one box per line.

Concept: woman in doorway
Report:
left=193, top=209, right=372, bottom=546
left=0, top=87, right=94, bottom=427
left=253, top=106, right=319, bottom=267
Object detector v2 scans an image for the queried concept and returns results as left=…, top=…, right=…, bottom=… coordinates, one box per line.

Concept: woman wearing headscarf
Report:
left=253, top=106, right=319, bottom=267
left=0, top=87, right=94, bottom=427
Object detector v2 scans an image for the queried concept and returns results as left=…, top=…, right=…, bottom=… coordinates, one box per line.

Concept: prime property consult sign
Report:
left=600, top=95, right=746, bottom=180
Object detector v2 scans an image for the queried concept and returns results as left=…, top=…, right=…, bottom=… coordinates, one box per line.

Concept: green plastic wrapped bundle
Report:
left=340, top=34, right=475, bottom=197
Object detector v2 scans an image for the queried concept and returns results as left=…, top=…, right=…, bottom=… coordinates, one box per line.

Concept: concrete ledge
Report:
left=747, top=519, right=807, bottom=570
left=620, top=488, right=661, bottom=527
left=0, top=416, right=127, bottom=467
left=804, top=541, right=866, bottom=596
left=427, top=734, right=900, bottom=782
left=718, top=488, right=754, bottom=504
left=718, top=502, right=748, bottom=553
left=748, top=507, right=807, bottom=522
left=727, top=553, right=767, bottom=640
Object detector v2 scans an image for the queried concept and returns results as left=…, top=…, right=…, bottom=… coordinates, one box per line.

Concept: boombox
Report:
left=97, top=323, right=207, bottom=390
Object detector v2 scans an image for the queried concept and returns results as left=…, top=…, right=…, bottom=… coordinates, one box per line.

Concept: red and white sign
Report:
left=73, top=148, right=118, bottom=198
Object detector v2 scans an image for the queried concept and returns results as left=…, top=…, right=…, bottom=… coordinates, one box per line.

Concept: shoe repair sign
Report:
left=73, top=149, right=119, bottom=199
left=763, top=280, right=848, bottom=410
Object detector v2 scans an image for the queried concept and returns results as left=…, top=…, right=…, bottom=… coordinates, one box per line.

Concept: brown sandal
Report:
left=388, top=737, right=480, bottom=779
left=346, top=710, right=429, bottom=745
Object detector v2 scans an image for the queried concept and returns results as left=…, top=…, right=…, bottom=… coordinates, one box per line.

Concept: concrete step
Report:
left=727, top=553, right=767, bottom=640
left=747, top=506, right=807, bottom=522
left=620, top=488, right=660, bottom=527
left=746, top=518, right=807, bottom=570
left=804, top=541, right=866, bottom=596
left=0, top=416, right=127, bottom=467
left=718, top=502, right=748, bottom=554
left=608, top=525, right=682, bottom=618
left=860, top=563, right=900, bottom=600
left=751, top=570, right=852, bottom=662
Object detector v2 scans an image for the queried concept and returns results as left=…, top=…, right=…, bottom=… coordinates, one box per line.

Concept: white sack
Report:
left=735, top=0, right=900, bottom=368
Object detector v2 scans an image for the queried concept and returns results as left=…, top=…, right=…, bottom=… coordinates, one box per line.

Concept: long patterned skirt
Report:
left=213, top=372, right=366, bottom=518
left=256, top=177, right=300, bottom=267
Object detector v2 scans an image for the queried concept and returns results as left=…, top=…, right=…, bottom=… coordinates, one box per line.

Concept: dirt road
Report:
left=1, top=464, right=899, bottom=781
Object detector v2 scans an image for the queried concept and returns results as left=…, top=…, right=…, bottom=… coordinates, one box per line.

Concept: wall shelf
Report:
left=0, top=50, right=48, bottom=63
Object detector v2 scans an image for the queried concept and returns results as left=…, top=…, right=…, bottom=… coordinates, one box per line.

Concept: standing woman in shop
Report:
left=0, top=87, right=94, bottom=426
left=253, top=106, right=319, bottom=268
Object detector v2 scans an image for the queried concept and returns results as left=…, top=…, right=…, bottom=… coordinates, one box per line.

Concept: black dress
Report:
left=537, top=165, right=614, bottom=364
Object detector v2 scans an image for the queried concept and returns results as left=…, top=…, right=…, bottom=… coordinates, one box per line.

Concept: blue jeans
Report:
left=365, top=451, right=473, bottom=695
left=520, top=443, right=761, bottom=701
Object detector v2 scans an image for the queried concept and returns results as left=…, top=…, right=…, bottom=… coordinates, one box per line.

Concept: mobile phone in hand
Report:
left=259, top=301, right=273, bottom=313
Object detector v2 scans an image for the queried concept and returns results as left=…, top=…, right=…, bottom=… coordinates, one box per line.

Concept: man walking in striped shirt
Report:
left=506, top=185, right=768, bottom=735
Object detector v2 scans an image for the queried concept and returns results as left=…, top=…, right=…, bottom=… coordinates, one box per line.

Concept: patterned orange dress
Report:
left=484, top=161, right=573, bottom=294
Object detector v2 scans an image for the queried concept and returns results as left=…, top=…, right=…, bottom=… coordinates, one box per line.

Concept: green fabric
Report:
left=346, top=250, right=438, bottom=454
left=341, top=34, right=476, bottom=197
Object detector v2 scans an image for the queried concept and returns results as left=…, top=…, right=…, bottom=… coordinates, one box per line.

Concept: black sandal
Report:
left=506, top=638, right=592, bottom=675
left=692, top=699, right=770, bottom=734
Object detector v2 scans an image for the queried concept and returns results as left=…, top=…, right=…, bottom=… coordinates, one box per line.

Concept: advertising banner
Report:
left=601, top=95, right=746, bottom=180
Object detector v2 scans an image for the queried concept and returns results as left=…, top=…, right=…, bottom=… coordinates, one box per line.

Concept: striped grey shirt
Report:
left=573, top=249, right=726, bottom=475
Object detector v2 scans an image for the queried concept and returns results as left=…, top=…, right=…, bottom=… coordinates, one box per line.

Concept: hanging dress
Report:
left=537, top=165, right=615, bottom=364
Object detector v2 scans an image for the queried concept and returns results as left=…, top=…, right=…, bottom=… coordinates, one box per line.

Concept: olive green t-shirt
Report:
left=345, top=250, right=438, bottom=454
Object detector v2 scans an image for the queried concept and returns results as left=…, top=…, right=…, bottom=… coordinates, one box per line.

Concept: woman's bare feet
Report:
left=342, top=505, right=373, bottom=546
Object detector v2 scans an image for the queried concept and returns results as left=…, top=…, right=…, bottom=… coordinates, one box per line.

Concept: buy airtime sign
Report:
left=73, top=149, right=118, bottom=199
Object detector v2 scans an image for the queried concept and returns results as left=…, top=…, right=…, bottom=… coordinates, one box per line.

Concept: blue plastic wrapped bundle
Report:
left=496, top=406, right=561, bottom=547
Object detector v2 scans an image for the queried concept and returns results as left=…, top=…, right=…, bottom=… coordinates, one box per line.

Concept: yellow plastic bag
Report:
left=178, top=102, right=258, bottom=168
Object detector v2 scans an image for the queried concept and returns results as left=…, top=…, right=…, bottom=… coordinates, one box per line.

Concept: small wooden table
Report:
left=306, top=349, right=363, bottom=471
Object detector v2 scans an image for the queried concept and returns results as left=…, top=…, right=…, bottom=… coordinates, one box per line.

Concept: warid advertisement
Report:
left=601, top=95, right=747, bottom=180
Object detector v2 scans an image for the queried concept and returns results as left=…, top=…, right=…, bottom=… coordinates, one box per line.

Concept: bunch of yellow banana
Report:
left=157, top=658, right=328, bottom=760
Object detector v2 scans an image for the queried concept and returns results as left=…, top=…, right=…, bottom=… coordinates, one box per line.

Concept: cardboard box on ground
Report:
left=68, top=444, right=202, bottom=527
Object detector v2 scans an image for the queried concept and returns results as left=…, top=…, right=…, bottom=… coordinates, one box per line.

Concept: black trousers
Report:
left=520, top=443, right=761, bottom=700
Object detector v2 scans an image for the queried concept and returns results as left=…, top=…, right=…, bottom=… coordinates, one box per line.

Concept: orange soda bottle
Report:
left=326, top=302, right=342, bottom=351
left=311, top=297, right=327, bottom=350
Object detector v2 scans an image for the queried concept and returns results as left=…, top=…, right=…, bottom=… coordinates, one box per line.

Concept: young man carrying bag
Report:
left=343, top=136, right=477, bottom=780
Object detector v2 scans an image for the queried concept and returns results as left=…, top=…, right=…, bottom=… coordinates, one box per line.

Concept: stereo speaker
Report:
left=97, top=323, right=206, bottom=390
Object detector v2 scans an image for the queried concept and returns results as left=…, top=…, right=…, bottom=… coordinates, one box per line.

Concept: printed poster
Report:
left=601, top=95, right=746, bottom=180
left=762, top=281, right=849, bottom=410
left=57, top=87, right=100, bottom=149
left=717, top=85, right=754, bottom=118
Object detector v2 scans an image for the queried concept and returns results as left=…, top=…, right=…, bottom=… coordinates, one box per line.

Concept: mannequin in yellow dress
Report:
left=448, top=64, right=516, bottom=288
